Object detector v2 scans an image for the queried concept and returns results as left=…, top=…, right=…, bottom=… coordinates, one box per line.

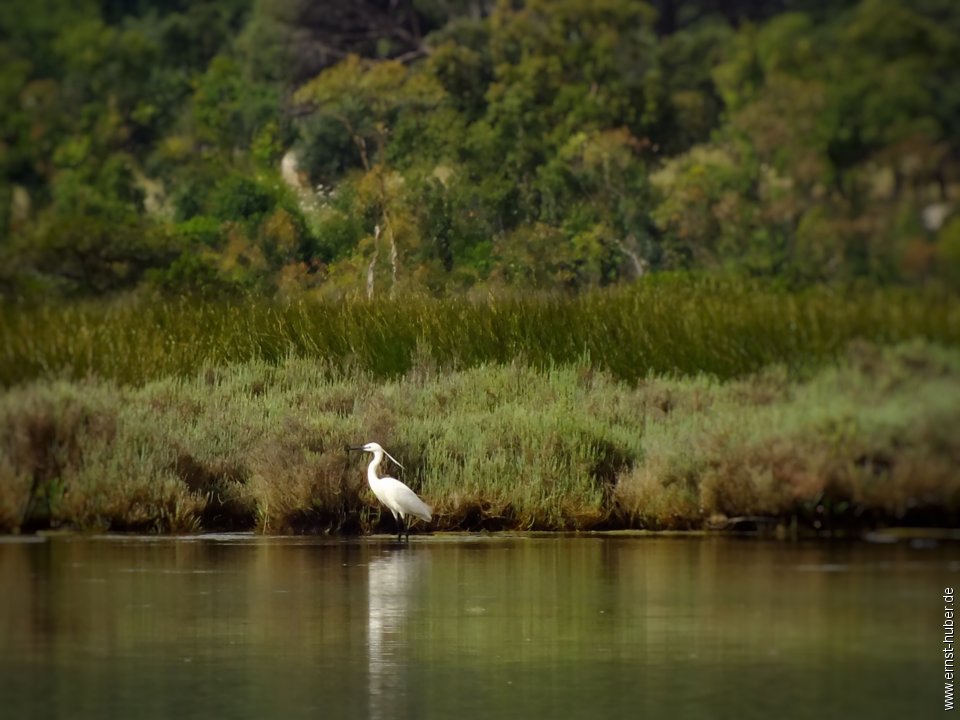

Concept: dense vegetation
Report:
left=2, top=0, right=959, bottom=298
left=2, top=341, right=958, bottom=534
left=3, top=1, right=959, bottom=535
left=2, top=277, right=958, bottom=387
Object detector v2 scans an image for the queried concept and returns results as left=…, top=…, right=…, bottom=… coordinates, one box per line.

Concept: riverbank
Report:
left=2, top=340, right=957, bottom=534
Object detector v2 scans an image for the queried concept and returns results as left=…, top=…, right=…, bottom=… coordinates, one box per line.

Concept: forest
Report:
left=2, top=0, right=959, bottom=299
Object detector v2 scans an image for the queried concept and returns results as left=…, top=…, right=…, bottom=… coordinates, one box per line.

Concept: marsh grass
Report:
left=2, top=277, right=958, bottom=387
left=614, top=341, right=960, bottom=529
left=1, top=341, right=958, bottom=534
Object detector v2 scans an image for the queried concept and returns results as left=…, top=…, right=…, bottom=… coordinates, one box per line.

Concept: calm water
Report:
left=0, top=534, right=953, bottom=719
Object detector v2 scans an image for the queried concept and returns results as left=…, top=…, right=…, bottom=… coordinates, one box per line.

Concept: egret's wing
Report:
left=381, top=477, right=432, bottom=522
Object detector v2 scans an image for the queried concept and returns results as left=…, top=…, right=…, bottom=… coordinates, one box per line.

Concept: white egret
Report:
left=349, top=442, right=431, bottom=542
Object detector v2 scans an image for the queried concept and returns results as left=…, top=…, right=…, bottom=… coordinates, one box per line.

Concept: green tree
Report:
left=295, top=55, right=444, bottom=296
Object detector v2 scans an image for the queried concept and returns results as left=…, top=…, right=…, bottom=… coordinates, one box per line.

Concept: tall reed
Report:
left=2, top=277, right=958, bottom=387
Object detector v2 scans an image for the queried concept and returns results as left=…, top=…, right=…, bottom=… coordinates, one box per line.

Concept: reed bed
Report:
left=2, top=341, right=958, bottom=534
left=2, top=277, right=958, bottom=388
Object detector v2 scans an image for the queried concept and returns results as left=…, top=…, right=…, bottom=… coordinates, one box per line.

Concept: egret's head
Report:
left=348, top=441, right=384, bottom=455
left=348, top=441, right=403, bottom=470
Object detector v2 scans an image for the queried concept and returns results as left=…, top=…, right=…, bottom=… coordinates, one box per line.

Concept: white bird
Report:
left=350, top=442, right=432, bottom=542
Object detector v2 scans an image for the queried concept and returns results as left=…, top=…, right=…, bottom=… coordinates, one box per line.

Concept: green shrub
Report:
left=210, top=175, right=276, bottom=225
left=1, top=342, right=957, bottom=534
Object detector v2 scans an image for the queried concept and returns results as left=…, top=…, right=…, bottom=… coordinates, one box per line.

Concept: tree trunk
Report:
left=617, top=234, right=647, bottom=278
left=367, top=224, right=380, bottom=299
left=389, top=227, right=398, bottom=298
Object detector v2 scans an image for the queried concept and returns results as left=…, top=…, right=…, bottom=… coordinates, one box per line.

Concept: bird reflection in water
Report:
left=367, top=548, right=425, bottom=720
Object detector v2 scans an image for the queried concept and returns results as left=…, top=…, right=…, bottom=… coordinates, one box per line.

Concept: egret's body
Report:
left=351, top=442, right=431, bottom=541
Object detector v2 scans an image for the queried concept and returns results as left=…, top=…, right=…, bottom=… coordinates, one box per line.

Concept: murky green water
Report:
left=0, top=534, right=952, bottom=719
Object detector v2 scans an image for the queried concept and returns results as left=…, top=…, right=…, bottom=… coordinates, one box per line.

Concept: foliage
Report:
left=2, top=341, right=958, bottom=533
left=2, top=0, right=960, bottom=296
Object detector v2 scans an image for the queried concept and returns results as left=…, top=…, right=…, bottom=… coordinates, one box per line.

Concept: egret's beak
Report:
left=347, top=445, right=364, bottom=452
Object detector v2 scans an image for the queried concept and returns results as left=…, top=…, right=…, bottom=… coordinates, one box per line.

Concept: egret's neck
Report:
left=367, top=450, right=385, bottom=485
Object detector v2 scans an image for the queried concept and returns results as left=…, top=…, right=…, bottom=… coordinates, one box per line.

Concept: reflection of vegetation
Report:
left=0, top=538, right=939, bottom=718
left=2, top=341, right=958, bottom=533
left=2, top=0, right=959, bottom=296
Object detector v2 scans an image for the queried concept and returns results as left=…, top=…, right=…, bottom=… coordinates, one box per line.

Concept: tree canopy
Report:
left=1, top=0, right=958, bottom=297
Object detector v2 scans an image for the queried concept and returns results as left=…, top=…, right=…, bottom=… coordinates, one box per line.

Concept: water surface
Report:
left=0, top=534, right=950, bottom=719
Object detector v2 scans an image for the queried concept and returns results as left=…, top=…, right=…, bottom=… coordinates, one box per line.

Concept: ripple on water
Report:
left=794, top=563, right=850, bottom=572
left=0, top=535, right=47, bottom=544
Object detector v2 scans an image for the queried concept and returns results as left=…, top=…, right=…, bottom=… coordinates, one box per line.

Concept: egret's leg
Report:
left=397, top=515, right=404, bottom=543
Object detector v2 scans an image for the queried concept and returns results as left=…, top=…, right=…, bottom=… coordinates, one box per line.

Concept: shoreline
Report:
left=8, top=526, right=960, bottom=543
